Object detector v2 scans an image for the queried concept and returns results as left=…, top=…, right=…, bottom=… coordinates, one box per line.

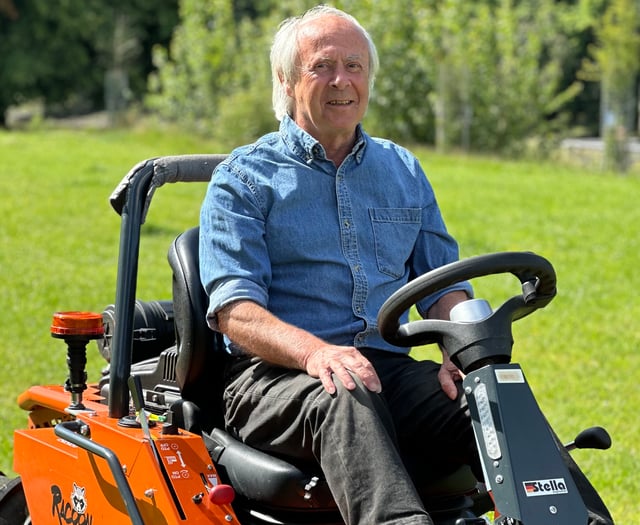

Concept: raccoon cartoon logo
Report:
left=51, top=483, right=93, bottom=525
left=71, top=483, right=87, bottom=514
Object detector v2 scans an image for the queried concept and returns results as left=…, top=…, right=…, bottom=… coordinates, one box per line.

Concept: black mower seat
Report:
left=169, top=227, right=336, bottom=509
left=206, top=428, right=336, bottom=509
left=168, top=227, right=478, bottom=513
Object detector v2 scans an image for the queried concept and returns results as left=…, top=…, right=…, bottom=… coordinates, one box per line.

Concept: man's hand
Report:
left=216, top=301, right=382, bottom=395
left=428, top=290, right=470, bottom=400
left=438, top=350, right=463, bottom=400
left=304, top=345, right=382, bottom=395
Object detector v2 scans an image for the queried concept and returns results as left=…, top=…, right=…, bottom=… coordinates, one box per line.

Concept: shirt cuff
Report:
left=206, top=278, right=269, bottom=331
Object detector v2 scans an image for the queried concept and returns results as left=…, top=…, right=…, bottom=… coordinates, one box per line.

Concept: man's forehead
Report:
left=297, top=17, right=369, bottom=58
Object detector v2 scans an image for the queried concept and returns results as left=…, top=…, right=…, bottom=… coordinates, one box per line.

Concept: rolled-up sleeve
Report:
left=199, top=162, right=271, bottom=330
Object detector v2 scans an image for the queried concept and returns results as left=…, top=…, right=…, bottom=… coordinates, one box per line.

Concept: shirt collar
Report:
left=280, top=114, right=367, bottom=165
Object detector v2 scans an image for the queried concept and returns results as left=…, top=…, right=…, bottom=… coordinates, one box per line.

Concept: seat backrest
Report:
left=168, top=226, right=228, bottom=430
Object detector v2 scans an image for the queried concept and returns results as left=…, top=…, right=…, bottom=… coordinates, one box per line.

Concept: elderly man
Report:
left=199, top=6, right=611, bottom=525
left=199, top=6, right=480, bottom=525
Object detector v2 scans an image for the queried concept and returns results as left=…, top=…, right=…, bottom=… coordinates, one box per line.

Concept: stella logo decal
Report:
left=51, top=483, right=94, bottom=525
left=523, top=478, right=568, bottom=497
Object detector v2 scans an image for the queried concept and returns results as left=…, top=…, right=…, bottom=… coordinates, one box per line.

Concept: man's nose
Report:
left=330, top=65, right=351, bottom=89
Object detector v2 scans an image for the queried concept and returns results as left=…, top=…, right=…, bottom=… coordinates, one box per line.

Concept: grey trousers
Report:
left=223, top=349, right=480, bottom=525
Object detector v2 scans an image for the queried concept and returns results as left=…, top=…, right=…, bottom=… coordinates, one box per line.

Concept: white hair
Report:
left=270, top=5, right=379, bottom=121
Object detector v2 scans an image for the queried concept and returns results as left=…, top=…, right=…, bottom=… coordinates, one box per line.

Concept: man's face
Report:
left=287, top=16, right=370, bottom=144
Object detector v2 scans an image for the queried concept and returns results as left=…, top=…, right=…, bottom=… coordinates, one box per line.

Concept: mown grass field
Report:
left=1, top=126, right=638, bottom=522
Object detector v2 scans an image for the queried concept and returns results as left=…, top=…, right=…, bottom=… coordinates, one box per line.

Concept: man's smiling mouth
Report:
left=328, top=100, right=352, bottom=105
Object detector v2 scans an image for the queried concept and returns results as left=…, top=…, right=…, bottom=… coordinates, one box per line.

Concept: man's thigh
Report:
left=362, top=349, right=479, bottom=480
left=223, top=357, right=397, bottom=461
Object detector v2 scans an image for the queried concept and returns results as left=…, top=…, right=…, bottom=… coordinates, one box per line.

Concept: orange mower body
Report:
left=14, top=383, right=237, bottom=524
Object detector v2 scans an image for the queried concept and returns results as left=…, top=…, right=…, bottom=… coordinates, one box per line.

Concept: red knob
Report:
left=208, top=484, right=235, bottom=506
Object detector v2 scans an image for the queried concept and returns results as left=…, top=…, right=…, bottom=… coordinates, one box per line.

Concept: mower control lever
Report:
left=128, top=375, right=153, bottom=442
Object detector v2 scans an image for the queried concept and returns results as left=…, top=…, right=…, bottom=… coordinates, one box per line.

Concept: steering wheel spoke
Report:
left=396, top=319, right=449, bottom=347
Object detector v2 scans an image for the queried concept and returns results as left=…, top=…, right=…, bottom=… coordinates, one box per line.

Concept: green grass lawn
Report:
left=1, top=127, right=638, bottom=522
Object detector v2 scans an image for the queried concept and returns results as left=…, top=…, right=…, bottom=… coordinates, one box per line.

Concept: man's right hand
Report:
left=304, top=345, right=382, bottom=395
left=215, top=300, right=382, bottom=395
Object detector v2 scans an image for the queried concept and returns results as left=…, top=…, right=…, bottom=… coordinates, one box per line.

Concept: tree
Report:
left=147, top=0, right=304, bottom=143
left=147, top=0, right=233, bottom=129
left=0, top=0, right=178, bottom=126
left=0, top=0, right=101, bottom=125
left=148, top=0, right=597, bottom=155
left=580, top=0, right=640, bottom=172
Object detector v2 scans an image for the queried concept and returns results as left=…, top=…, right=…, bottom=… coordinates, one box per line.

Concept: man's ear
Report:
left=280, top=73, right=294, bottom=98
left=285, top=83, right=294, bottom=98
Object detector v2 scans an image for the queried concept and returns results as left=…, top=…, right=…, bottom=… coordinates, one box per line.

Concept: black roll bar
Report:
left=107, top=154, right=227, bottom=419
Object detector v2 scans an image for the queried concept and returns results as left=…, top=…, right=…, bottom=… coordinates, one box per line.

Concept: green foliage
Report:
left=211, top=10, right=284, bottom=146
left=579, top=0, right=640, bottom=171
left=0, top=0, right=620, bottom=153
left=147, top=0, right=283, bottom=144
left=365, top=0, right=583, bottom=153
left=147, top=0, right=235, bottom=129
left=3, top=0, right=640, bottom=157
left=149, top=0, right=605, bottom=154
left=0, top=0, right=104, bottom=118
left=588, top=0, right=640, bottom=106
left=343, top=1, right=437, bottom=143
left=0, top=0, right=178, bottom=123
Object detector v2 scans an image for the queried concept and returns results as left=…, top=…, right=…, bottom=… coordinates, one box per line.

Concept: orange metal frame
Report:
left=14, top=383, right=238, bottom=524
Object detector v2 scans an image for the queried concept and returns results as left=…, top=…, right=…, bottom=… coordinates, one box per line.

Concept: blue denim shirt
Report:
left=200, top=115, right=472, bottom=354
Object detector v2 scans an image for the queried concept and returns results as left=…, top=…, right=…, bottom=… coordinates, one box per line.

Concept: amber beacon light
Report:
left=51, top=311, right=105, bottom=410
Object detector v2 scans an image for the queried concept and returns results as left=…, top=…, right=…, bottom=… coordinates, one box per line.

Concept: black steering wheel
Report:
left=377, top=252, right=557, bottom=372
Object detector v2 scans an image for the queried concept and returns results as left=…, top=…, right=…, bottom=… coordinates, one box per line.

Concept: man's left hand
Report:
left=438, top=351, right=463, bottom=400
left=428, top=290, right=469, bottom=400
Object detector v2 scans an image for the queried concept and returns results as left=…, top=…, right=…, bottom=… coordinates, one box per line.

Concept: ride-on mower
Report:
left=0, top=155, right=614, bottom=524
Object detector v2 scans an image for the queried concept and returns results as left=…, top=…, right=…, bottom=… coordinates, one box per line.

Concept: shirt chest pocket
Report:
left=369, top=208, right=422, bottom=279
